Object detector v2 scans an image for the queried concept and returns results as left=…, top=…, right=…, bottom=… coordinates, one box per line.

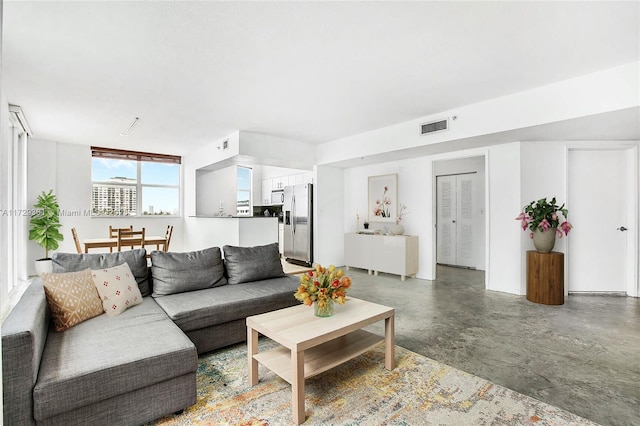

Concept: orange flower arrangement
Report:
left=294, top=264, right=351, bottom=310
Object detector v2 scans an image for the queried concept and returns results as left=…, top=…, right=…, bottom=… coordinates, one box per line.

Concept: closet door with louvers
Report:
left=436, top=173, right=475, bottom=268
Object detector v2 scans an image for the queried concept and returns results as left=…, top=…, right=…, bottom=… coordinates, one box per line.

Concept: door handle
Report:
left=617, top=226, right=628, bottom=232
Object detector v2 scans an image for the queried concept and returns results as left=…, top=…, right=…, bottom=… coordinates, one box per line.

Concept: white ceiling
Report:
left=3, top=1, right=639, bottom=156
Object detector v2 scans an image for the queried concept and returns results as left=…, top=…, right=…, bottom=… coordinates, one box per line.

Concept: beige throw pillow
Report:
left=42, top=268, right=104, bottom=332
left=91, top=262, right=143, bottom=317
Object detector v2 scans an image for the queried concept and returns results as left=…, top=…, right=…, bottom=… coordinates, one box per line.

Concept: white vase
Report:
left=388, top=223, right=404, bottom=235
left=35, top=259, right=53, bottom=276
left=532, top=228, right=556, bottom=253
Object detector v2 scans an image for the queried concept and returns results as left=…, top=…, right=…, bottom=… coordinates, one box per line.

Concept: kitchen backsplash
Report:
left=253, top=205, right=282, bottom=217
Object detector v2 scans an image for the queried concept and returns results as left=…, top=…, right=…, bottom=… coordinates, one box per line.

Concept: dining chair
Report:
left=117, top=228, right=145, bottom=252
left=163, top=225, right=173, bottom=251
left=71, top=227, right=82, bottom=254
left=109, top=225, right=133, bottom=252
left=109, top=225, right=133, bottom=238
left=146, top=225, right=173, bottom=261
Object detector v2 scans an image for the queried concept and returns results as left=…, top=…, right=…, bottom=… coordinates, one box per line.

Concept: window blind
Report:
left=91, top=146, right=181, bottom=164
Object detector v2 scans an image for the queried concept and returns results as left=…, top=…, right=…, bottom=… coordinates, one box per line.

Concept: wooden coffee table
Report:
left=246, top=297, right=395, bottom=424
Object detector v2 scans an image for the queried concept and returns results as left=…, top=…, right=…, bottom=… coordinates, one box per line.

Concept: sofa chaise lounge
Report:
left=2, top=243, right=299, bottom=425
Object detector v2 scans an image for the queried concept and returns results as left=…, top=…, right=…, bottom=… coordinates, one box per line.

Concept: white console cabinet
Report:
left=344, top=233, right=419, bottom=281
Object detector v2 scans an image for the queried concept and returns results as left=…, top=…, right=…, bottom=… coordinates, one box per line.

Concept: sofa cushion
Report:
left=151, top=247, right=227, bottom=297
left=33, top=297, right=197, bottom=422
left=41, top=269, right=104, bottom=331
left=52, top=249, right=151, bottom=296
left=223, top=243, right=285, bottom=284
left=153, top=275, right=299, bottom=332
left=91, top=263, right=143, bottom=316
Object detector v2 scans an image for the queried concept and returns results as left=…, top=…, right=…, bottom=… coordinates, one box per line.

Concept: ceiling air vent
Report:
left=420, top=118, right=448, bottom=135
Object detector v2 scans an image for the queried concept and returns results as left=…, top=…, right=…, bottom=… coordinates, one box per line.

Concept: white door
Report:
left=568, top=149, right=629, bottom=293
left=437, top=174, right=475, bottom=268
left=437, top=176, right=456, bottom=265
left=456, top=174, right=475, bottom=268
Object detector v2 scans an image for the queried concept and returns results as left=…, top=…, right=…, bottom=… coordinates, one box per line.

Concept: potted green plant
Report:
left=516, top=197, right=572, bottom=253
left=29, top=189, right=64, bottom=275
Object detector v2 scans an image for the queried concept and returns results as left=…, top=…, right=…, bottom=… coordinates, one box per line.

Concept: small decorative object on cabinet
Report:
left=386, top=223, right=404, bottom=235
left=384, top=203, right=407, bottom=235
left=516, top=197, right=572, bottom=253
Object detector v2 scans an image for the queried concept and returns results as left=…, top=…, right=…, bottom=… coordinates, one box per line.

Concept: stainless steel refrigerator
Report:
left=283, top=183, right=313, bottom=267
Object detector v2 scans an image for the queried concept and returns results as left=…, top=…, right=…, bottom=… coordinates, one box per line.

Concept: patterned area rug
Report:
left=152, top=338, right=597, bottom=425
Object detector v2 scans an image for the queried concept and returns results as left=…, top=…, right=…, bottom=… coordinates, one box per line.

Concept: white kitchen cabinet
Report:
left=272, top=177, right=286, bottom=190
left=344, top=233, right=419, bottom=281
left=261, top=179, right=272, bottom=205
left=261, top=173, right=312, bottom=205
left=293, top=173, right=304, bottom=185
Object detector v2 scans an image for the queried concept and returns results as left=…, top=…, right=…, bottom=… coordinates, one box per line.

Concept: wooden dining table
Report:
left=83, top=235, right=168, bottom=253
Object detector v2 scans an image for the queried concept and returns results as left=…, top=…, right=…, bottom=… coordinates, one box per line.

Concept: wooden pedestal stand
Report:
left=526, top=251, right=564, bottom=305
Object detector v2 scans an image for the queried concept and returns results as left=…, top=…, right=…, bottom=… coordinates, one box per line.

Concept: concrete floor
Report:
left=346, top=265, right=640, bottom=426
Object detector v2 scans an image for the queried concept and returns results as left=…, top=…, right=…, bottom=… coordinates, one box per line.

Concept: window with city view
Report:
left=236, top=166, right=252, bottom=216
left=91, top=147, right=181, bottom=217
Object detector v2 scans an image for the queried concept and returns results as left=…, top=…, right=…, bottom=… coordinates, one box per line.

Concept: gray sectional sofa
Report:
left=2, top=243, right=299, bottom=425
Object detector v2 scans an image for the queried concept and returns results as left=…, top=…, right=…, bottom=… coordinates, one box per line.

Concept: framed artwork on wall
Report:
left=368, top=174, right=397, bottom=222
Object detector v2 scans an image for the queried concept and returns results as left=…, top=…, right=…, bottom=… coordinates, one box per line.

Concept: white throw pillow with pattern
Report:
left=91, top=262, right=143, bottom=317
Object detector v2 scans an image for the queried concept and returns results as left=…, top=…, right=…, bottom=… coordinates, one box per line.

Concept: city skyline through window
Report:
left=92, top=158, right=180, bottom=216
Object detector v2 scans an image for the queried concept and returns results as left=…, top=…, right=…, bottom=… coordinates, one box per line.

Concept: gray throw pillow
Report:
left=223, top=242, right=285, bottom=285
left=52, top=249, right=150, bottom=296
left=151, top=246, right=227, bottom=297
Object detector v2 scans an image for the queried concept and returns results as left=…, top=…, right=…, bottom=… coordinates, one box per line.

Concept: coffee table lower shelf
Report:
left=253, top=329, right=384, bottom=384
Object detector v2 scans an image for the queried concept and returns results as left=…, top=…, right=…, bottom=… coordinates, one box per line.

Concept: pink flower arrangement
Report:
left=396, top=203, right=407, bottom=224
left=373, top=186, right=391, bottom=217
left=516, top=197, right=573, bottom=239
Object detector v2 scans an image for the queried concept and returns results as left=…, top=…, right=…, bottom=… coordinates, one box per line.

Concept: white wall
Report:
left=240, top=131, right=316, bottom=169
left=433, top=156, right=486, bottom=270
left=626, top=146, right=639, bottom=297
left=195, top=166, right=237, bottom=216
left=184, top=131, right=241, bottom=217
left=486, top=143, right=522, bottom=294
left=314, top=165, right=345, bottom=267
left=182, top=217, right=278, bottom=253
